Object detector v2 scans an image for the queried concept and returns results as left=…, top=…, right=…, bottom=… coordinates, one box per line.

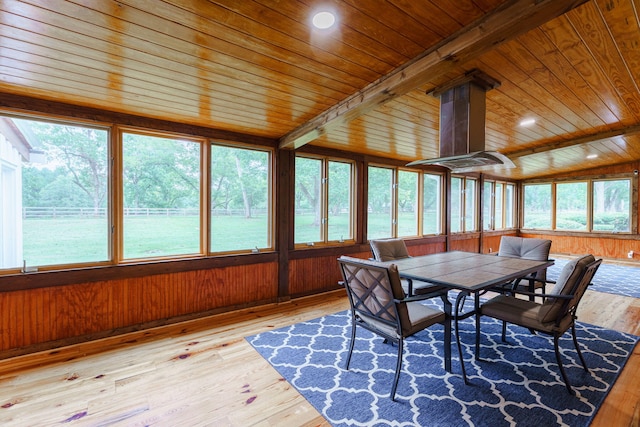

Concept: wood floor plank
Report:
left=0, top=289, right=637, bottom=426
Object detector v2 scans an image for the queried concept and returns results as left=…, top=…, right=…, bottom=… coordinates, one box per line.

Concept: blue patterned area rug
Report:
left=247, top=309, right=638, bottom=427
left=548, top=259, right=640, bottom=298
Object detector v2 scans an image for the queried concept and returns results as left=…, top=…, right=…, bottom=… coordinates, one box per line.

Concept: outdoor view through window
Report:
left=0, top=116, right=273, bottom=272
left=1, top=117, right=109, bottom=269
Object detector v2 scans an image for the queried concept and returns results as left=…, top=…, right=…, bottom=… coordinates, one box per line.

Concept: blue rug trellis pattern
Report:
left=547, top=259, right=640, bottom=298
left=248, top=308, right=638, bottom=427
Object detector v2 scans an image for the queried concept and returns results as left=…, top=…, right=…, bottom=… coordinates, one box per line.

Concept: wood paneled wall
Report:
left=481, top=233, right=516, bottom=254
left=288, top=254, right=350, bottom=297
left=520, top=232, right=640, bottom=261
left=0, top=263, right=278, bottom=355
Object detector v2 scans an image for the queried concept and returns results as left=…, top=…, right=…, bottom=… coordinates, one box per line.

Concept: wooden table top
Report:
left=391, top=251, right=554, bottom=292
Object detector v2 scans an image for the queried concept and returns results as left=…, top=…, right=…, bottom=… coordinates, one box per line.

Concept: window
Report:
left=451, top=176, right=477, bottom=233
left=556, top=181, right=587, bottom=231
left=483, top=180, right=515, bottom=231
left=295, top=156, right=354, bottom=245
left=451, top=177, right=463, bottom=233
left=464, top=178, right=477, bottom=232
left=423, top=173, right=443, bottom=235
left=523, top=183, right=552, bottom=229
left=505, top=183, right=515, bottom=228
left=523, top=178, right=632, bottom=232
left=122, top=131, right=202, bottom=259
left=367, top=166, right=394, bottom=239
left=1, top=116, right=109, bottom=270
left=327, top=161, right=353, bottom=241
left=1, top=112, right=277, bottom=275
left=210, top=144, right=272, bottom=252
left=397, top=170, right=418, bottom=236
left=495, top=183, right=504, bottom=229
left=483, top=181, right=493, bottom=230
left=593, top=179, right=630, bottom=232
left=367, top=166, right=439, bottom=239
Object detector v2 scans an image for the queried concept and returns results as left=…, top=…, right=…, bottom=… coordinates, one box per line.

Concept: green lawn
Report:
left=21, top=212, right=436, bottom=267
left=23, top=216, right=269, bottom=266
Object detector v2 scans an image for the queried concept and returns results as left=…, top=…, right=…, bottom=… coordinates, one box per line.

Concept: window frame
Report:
left=450, top=175, right=478, bottom=233
left=294, top=154, right=356, bottom=248
left=422, top=171, right=445, bottom=236
left=367, top=164, right=444, bottom=239
left=0, top=109, right=279, bottom=276
left=208, top=140, right=275, bottom=255
left=521, top=174, right=636, bottom=234
left=483, top=179, right=516, bottom=231
left=117, top=126, right=207, bottom=262
left=1, top=112, right=113, bottom=273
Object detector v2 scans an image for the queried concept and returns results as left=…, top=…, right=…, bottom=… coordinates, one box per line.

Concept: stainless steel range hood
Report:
left=408, top=70, right=514, bottom=172
left=407, top=151, right=514, bottom=170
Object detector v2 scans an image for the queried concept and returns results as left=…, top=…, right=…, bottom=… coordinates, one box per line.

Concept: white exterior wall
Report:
left=0, top=133, right=23, bottom=269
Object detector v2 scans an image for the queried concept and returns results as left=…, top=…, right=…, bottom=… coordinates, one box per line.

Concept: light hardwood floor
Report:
left=0, top=289, right=638, bottom=426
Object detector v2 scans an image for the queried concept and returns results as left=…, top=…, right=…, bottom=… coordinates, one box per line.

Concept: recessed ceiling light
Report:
left=312, top=11, right=336, bottom=29
left=519, top=118, right=536, bottom=127
left=586, top=154, right=598, bottom=159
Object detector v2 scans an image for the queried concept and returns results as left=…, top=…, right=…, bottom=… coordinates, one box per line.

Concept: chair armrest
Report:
left=395, top=293, right=443, bottom=303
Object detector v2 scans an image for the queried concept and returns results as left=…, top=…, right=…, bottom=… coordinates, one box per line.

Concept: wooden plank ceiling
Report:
left=2, top=0, right=640, bottom=180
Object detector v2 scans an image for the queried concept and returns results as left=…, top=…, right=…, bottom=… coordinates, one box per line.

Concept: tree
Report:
left=295, top=157, right=322, bottom=226
left=211, top=145, right=268, bottom=217
left=20, top=120, right=108, bottom=212
left=122, top=134, right=200, bottom=210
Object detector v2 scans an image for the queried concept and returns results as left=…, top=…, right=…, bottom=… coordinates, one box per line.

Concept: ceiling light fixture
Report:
left=586, top=154, right=598, bottom=159
left=519, top=118, right=536, bottom=126
left=312, top=11, right=336, bottom=29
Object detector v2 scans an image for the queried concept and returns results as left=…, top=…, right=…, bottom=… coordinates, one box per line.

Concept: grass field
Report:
left=19, top=212, right=429, bottom=267
left=22, top=216, right=269, bottom=266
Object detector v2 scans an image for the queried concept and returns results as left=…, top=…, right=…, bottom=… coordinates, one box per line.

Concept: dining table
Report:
left=389, top=250, right=554, bottom=382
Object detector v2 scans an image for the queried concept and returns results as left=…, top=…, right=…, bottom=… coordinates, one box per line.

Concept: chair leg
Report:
left=571, top=323, right=589, bottom=372
left=454, top=292, right=468, bottom=385
left=441, top=294, right=452, bottom=373
left=501, top=321, right=507, bottom=341
left=390, top=338, right=404, bottom=400
left=345, top=317, right=357, bottom=370
left=553, top=335, right=575, bottom=395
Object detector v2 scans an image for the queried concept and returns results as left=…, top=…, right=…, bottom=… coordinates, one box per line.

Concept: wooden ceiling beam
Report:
left=279, top=0, right=589, bottom=150
left=506, top=124, right=640, bottom=158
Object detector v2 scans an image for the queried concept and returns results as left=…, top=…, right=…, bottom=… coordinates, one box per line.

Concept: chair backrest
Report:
left=337, top=256, right=410, bottom=337
left=370, top=238, right=410, bottom=262
left=498, top=236, right=552, bottom=281
left=498, top=236, right=552, bottom=261
left=537, top=254, right=601, bottom=324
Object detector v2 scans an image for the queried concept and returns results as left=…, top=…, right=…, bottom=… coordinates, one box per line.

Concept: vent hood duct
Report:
left=407, top=70, right=514, bottom=171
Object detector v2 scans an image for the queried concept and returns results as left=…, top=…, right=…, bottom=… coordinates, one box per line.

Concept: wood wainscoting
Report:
left=0, top=262, right=279, bottom=357
left=520, top=232, right=640, bottom=263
